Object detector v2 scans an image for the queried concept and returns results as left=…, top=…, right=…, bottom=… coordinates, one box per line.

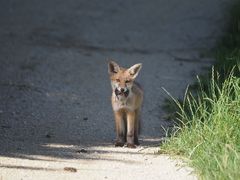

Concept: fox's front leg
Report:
left=126, top=111, right=136, bottom=148
left=114, top=110, right=126, bottom=147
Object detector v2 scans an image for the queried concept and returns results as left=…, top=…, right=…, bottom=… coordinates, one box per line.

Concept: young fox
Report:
left=108, top=60, right=143, bottom=148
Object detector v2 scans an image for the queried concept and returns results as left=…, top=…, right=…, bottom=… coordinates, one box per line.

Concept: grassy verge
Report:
left=160, top=2, right=240, bottom=180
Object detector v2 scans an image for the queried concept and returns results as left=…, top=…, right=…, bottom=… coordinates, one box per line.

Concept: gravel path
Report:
left=0, top=0, right=231, bottom=179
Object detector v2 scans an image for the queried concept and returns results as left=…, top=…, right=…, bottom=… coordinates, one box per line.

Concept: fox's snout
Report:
left=115, top=88, right=129, bottom=97
left=120, top=88, right=125, bottom=92
left=115, top=85, right=128, bottom=93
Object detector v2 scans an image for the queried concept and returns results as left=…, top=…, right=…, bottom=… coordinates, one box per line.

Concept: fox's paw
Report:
left=115, top=141, right=125, bottom=147
left=127, top=143, right=136, bottom=148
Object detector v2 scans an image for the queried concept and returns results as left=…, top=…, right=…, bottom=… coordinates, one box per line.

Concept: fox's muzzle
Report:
left=115, top=88, right=129, bottom=98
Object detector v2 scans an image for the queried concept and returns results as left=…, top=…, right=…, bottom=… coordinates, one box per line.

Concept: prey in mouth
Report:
left=115, top=88, right=129, bottom=99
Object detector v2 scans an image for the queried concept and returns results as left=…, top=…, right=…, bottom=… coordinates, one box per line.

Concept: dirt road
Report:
left=0, top=0, right=231, bottom=179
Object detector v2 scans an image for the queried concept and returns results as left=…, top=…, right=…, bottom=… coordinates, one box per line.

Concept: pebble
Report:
left=64, top=167, right=77, bottom=172
left=76, top=148, right=87, bottom=153
left=45, top=133, right=51, bottom=138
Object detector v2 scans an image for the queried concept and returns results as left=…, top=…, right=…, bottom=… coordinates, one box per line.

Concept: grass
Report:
left=160, top=2, right=240, bottom=180
left=161, top=72, right=240, bottom=179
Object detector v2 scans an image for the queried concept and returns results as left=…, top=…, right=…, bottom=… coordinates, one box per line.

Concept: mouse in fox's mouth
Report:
left=115, top=88, right=129, bottom=98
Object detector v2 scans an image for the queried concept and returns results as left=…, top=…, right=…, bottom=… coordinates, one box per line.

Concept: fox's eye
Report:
left=125, top=80, right=131, bottom=83
left=116, top=79, right=120, bottom=82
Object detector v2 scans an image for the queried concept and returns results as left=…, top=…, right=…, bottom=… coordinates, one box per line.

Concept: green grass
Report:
left=160, top=2, right=240, bottom=180
left=161, top=72, right=240, bottom=179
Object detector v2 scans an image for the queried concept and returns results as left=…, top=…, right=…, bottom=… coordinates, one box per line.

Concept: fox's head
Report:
left=108, top=60, right=142, bottom=98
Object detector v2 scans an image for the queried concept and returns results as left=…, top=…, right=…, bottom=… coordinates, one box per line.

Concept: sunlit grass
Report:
left=161, top=71, right=240, bottom=179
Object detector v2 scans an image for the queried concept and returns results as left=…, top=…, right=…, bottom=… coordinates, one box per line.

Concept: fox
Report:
left=108, top=60, right=143, bottom=148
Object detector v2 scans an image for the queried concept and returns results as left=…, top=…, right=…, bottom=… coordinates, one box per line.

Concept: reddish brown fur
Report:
left=108, top=60, right=143, bottom=148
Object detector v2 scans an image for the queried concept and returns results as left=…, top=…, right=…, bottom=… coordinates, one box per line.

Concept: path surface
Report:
left=0, top=0, right=231, bottom=179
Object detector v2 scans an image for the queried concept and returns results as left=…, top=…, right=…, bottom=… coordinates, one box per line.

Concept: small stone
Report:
left=76, top=148, right=87, bottom=153
left=83, top=117, right=88, bottom=121
left=1, top=125, right=11, bottom=129
left=45, top=133, right=51, bottom=138
left=64, top=167, right=77, bottom=172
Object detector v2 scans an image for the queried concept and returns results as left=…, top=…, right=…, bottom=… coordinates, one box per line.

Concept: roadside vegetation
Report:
left=161, top=2, right=240, bottom=180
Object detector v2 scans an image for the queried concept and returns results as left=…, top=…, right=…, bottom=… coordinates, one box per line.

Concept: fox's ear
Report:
left=108, top=60, right=120, bottom=75
left=128, top=63, right=142, bottom=79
